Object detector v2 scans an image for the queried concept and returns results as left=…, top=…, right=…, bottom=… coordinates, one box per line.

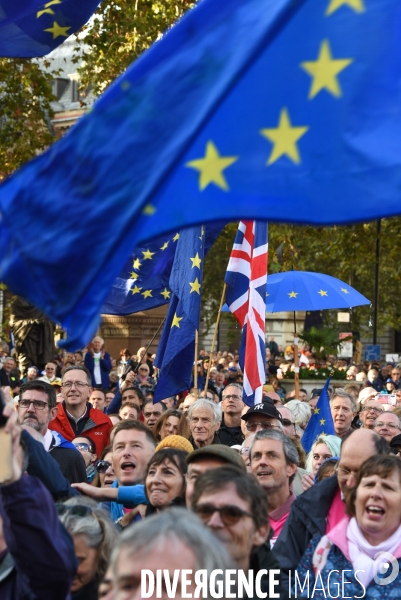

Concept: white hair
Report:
left=286, top=400, right=312, bottom=428
left=188, top=398, right=222, bottom=424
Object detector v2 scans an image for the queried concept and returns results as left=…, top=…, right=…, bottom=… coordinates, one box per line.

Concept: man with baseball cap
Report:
left=185, top=444, right=246, bottom=506
left=240, top=399, right=283, bottom=436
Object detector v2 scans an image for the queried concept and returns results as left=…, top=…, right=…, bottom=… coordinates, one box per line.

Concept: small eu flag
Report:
left=153, top=226, right=204, bottom=402
left=301, top=377, right=335, bottom=453
left=0, top=0, right=101, bottom=58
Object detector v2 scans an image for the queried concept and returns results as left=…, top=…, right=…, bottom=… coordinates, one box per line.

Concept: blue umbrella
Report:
left=264, top=271, right=370, bottom=313
left=222, top=271, right=370, bottom=312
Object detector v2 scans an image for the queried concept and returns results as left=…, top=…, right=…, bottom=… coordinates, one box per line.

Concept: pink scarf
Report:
left=347, top=517, right=401, bottom=589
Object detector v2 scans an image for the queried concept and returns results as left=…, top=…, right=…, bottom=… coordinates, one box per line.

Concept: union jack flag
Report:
left=224, top=221, right=268, bottom=406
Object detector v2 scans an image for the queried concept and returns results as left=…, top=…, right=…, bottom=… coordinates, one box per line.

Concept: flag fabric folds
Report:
left=225, top=221, right=268, bottom=406
left=1, top=0, right=401, bottom=348
left=153, top=226, right=204, bottom=402
left=102, top=224, right=222, bottom=316
left=0, top=0, right=101, bottom=58
left=301, top=377, right=335, bottom=453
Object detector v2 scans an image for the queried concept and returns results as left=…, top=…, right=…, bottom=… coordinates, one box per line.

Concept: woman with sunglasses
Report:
left=73, top=436, right=98, bottom=483
left=57, top=497, right=117, bottom=600
left=132, top=363, right=156, bottom=395
left=153, top=409, right=190, bottom=442
left=293, top=455, right=401, bottom=598
left=92, top=445, right=116, bottom=489
left=144, top=448, right=188, bottom=515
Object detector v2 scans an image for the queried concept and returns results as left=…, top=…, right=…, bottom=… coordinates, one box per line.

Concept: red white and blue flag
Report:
left=225, top=221, right=268, bottom=406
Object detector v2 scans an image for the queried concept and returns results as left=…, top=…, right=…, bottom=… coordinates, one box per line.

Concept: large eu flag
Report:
left=153, top=226, right=204, bottom=402
left=1, top=0, right=401, bottom=349
left=0, top=0, right=101, bottom=57
left=301, top=377, right=335, bottom=453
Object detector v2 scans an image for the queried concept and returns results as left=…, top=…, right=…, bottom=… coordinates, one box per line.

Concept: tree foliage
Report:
left=0, top=58, right=55, bottom=180
left=74, top=0, right=194, bottom=96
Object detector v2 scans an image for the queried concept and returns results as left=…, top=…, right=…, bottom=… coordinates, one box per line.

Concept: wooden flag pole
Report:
left=204, top=283, right=227, bottom=393
left=194, top=329, right=199, bottom=398
left=293, top=311, right=300, bottom=399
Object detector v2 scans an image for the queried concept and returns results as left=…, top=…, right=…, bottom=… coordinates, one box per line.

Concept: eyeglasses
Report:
left=361, top=406, right=383, bottom=414
left=56, top=504, right=94, bottom=517
left=281, top=418, right=296, bottom=428
left=62, top=381, right=89, bottom=389
left=194, top=504, right=253, bottom=526
left=96, top=460, right=112, bottom=473
left=374, top=421, right=401, bottom=431
left=73, top=443, right=93, bottom=452
left=335, top=465, right=358, bottom=479
left=245, top=421, right=279, bottom=432
left=18, top=399, right=49, bottom=410
left=222, top=394, right=242, bottom=401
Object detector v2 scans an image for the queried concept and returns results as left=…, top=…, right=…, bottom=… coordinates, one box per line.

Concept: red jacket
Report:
left=49, top=402, right=113, bottom=457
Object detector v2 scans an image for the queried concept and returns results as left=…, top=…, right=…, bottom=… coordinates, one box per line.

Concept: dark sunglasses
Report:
left=56, top=504, right=94, bottom=517
left=194, top=503, right=253, bottom=526
left=281, top=418, right=296, bottom=428
left=96, top=460, right=112, bottom=473
left=73, top=443, right=93, bottom=452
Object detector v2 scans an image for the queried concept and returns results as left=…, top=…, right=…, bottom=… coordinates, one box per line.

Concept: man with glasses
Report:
left=359, top=399, right=383, bottom=429
left=49, top=365, right=113, bottom=456
left=274, top=428, right=389, bottom=591
left=373, top=411, right=401, bottom=443
left=38, top=362, right=57, bottom=384
left=18, top=380, right=87, bottom=483
left=240, top=399, right=283, bottom=436
left=191, top=466, right=281, bottom=595
left=218, top=383, right=245, bottom=447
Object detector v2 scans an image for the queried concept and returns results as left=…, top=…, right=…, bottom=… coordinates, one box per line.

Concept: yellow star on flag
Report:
left=320, top=418, right=326, bottom=426
left=173, top=233, right=180, bottom=242
left=301, top=40, right=353, bottom=99
left=160, top=242, right=169, bottom=251
left=130, top=285, right=142, bottom=295
left=142, top=204, right=156, bottom=216
left=186, top=141, right=238, bottom=191
left=142, top=249, right=155, bottom=260
left=189, top=278, right=201, bottom=294
left=318, top=290, right=328, bottom=297
left=326, top=0, right=364, bottom=16
left=260, top=108, right=309, bottom=165
left=129, top=271, right=139, bottom=280
left=171, top=313, right=183, bottom=328
left=37, top=8, right=55, bottom=17
left=288, top=291, right=298, bottom=298
left=44, top=21, right=71, bottom=39
left=133, top=258, right=141, bottom=270
left=341, top=288, right=349, bottom=294
left=142, top=290, right=153, bottom=298
left=314, top=408, right=320, bottom=415
left=190, top=253, right=202, bottom=269
left=160, top=288, right=171, bottom=300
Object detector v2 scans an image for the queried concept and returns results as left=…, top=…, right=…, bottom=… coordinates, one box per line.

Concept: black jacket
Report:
left=188, top=433, right=221, bottom=449
left=218, top=415, right=244, bottom=447
left=49, top=446, right=87, bottom=485
left=248, top=538, right=283, bottom=599
left=273, top=474, right=339, bottom=592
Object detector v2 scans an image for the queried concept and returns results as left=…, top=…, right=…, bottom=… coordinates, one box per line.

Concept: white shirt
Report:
left=93, top=351, right=102, bottom=385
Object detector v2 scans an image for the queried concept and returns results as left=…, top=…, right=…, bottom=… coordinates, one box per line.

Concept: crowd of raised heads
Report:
left=0, top=336, right=401, bottom=599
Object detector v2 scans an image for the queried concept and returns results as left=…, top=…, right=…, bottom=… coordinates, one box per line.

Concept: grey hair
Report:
left=222, top=382, right=243, bottom=397
left=249, top=429, right=299, bottom=467
left=62, top=364, right=92, bottom=386
left=286, top=400, right=312, bottom=428
left=58, top=497, right=118, bottom=581
left=93, top=336, right=104, bottom=344
left=111, top=508, right=235, bottom=594
left=188, top=398, right=222, bottom=424
left=330, top=388, right=357, bottom=413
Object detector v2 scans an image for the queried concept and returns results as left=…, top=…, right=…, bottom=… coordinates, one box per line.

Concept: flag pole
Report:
left=204, top=283, right=227, bottom=393
left=293, top=311, right=300, bottom=399
left=194, top=329, right=199, bottom=398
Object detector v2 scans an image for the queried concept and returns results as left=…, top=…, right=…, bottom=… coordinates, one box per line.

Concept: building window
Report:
left=51, top=78, right=69, bottom=100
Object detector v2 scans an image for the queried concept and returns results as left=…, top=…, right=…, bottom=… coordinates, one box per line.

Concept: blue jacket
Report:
left=108, top=481, right=147, bottom=522
left=84, top=351, right=112, bottom=388
left=0, top=474, right=76, bottom=600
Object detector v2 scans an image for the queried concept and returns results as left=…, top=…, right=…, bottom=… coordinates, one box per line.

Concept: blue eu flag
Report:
left=153, top=226, right=204, bottom=402
left=102, top=225, right=222, bottom=316
left=0, top=0, right=101, bottom=57
left=302, top=377, right=335, bottom=453
left=1, top=0, right=401, bottom=349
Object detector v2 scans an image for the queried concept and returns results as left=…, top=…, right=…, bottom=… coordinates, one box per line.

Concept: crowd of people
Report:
left=0, top=335, right=401, bottom=599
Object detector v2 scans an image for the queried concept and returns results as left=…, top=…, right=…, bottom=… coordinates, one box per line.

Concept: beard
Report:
left=23, top=415, right=41, bottom=432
